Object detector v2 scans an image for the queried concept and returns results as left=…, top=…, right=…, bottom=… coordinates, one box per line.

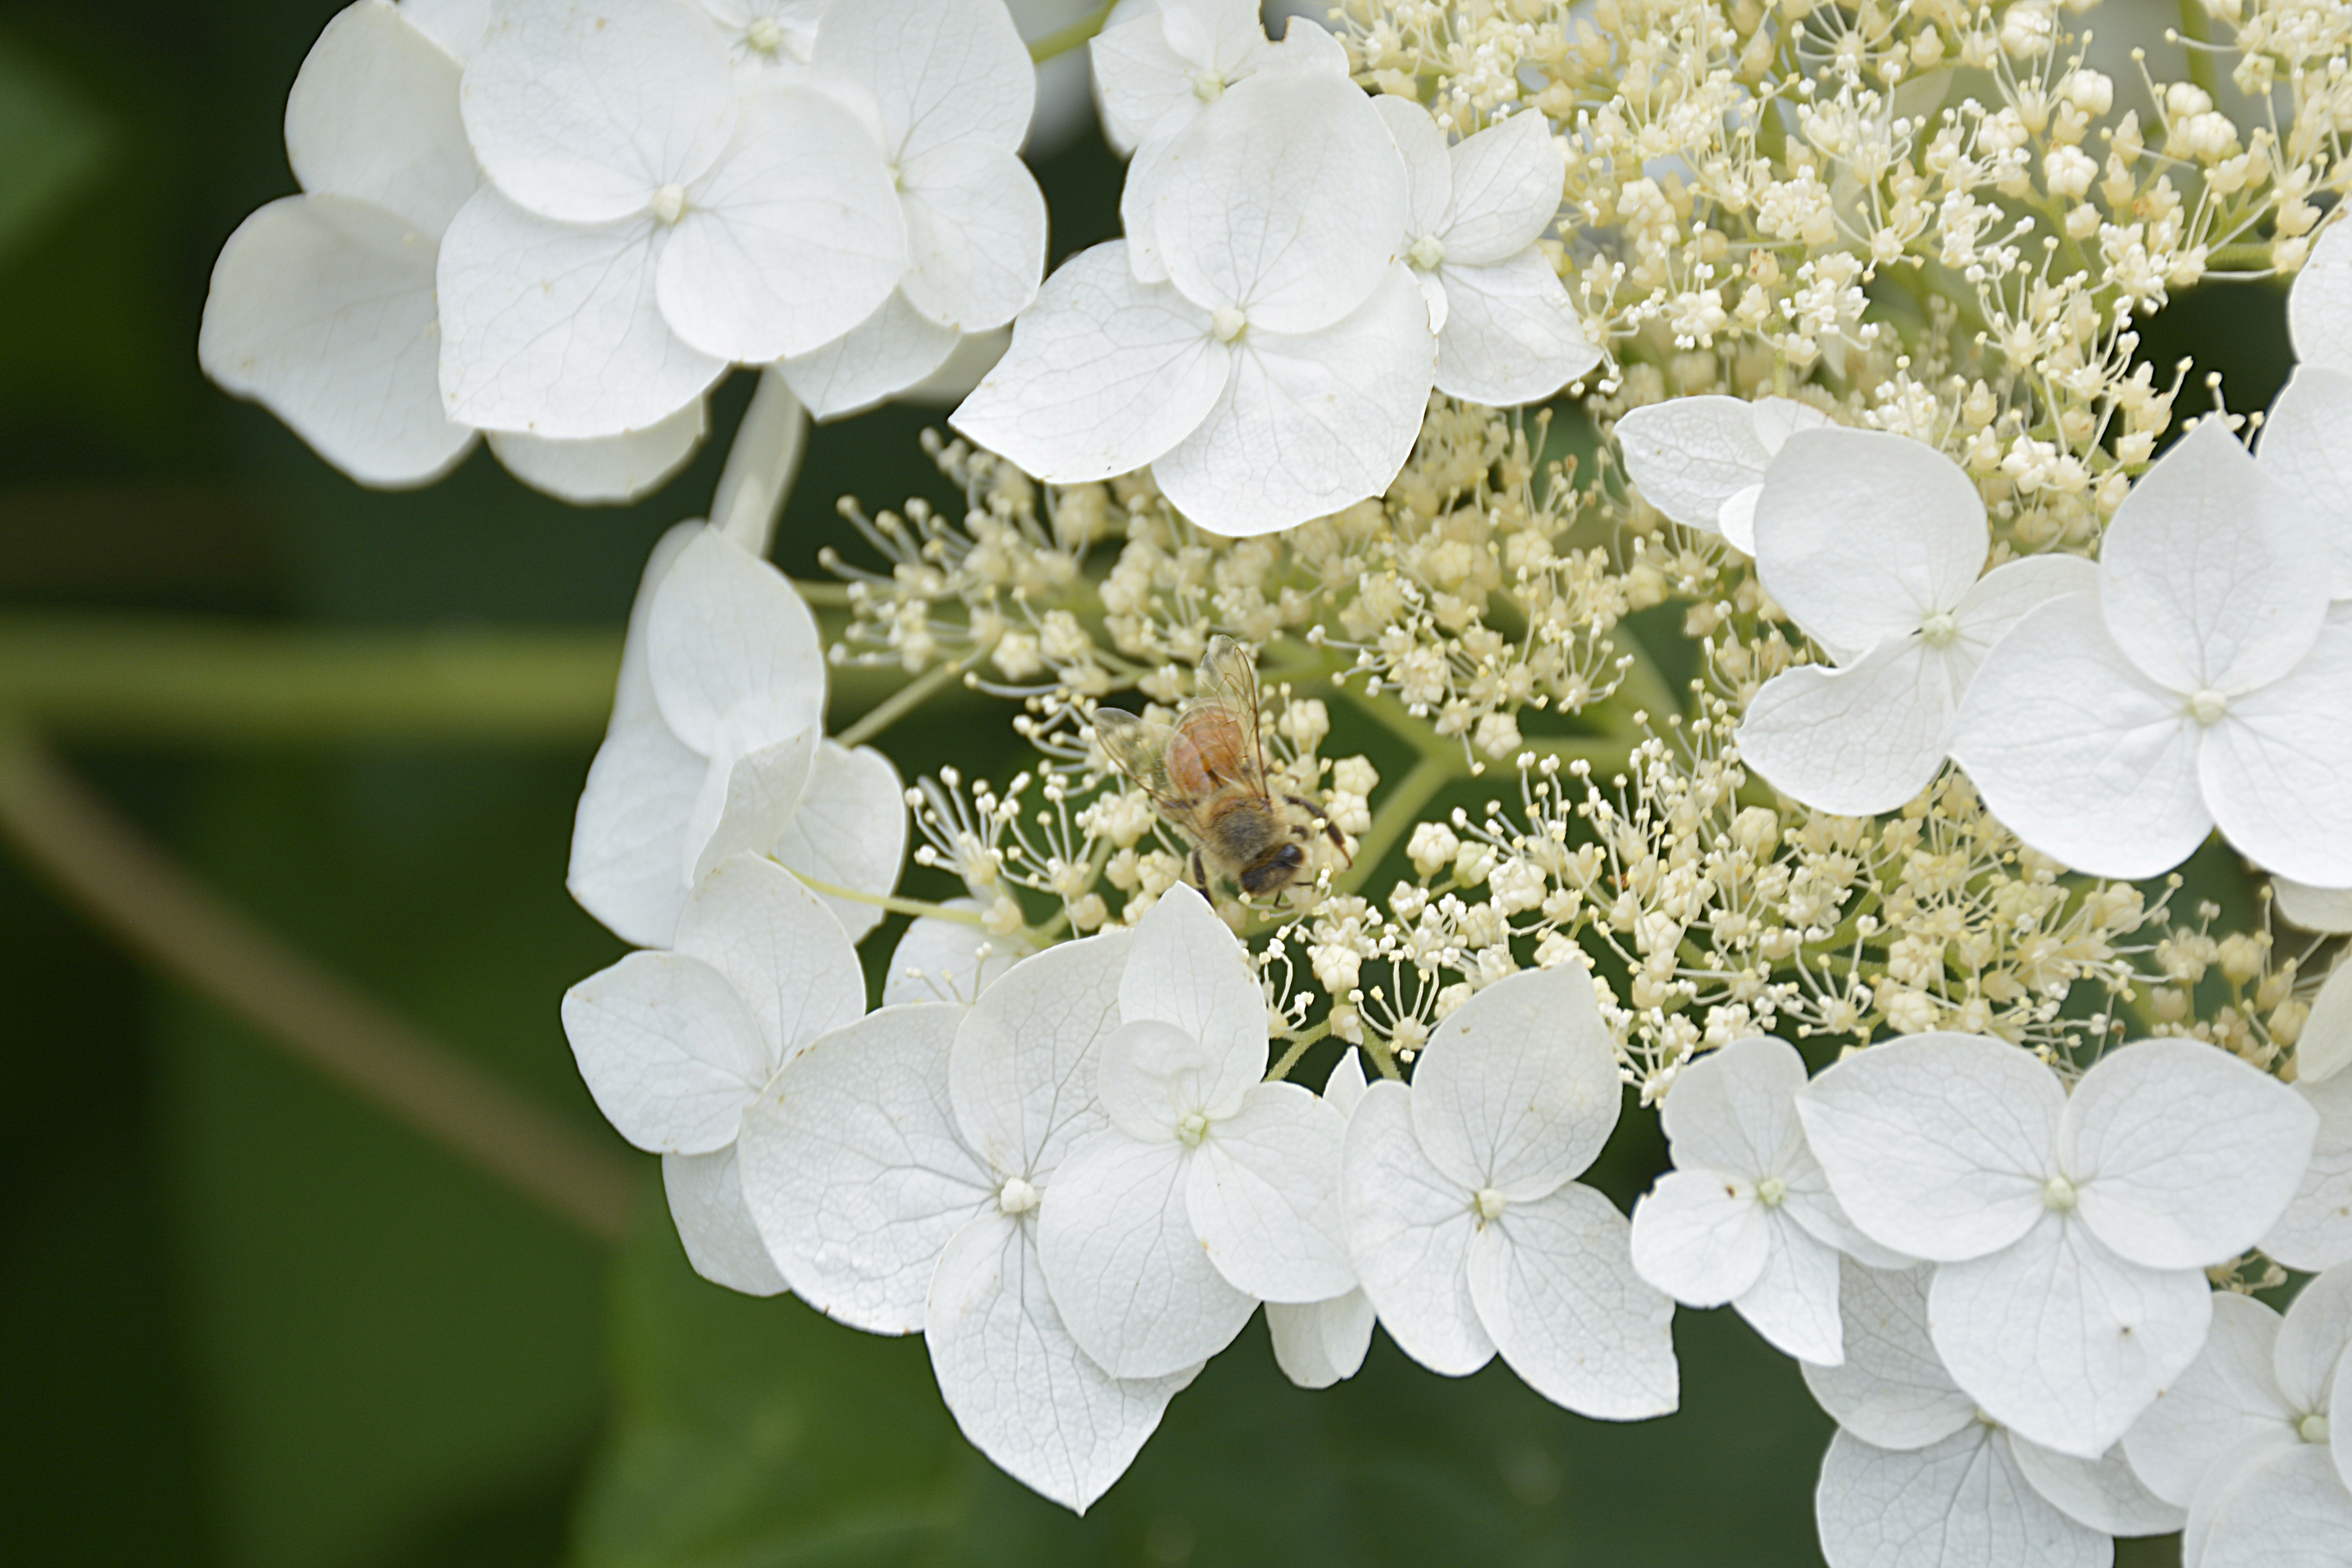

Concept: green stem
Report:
left=1266, top=1019, right=1331, bottom=1083
left=785, top=868, right=988, bottom=926
left=835, top=661, right=964, bottom=749
left=1027, top=1, right=1117, bottom=63
left=2174, top=0, right=2221, bottom=99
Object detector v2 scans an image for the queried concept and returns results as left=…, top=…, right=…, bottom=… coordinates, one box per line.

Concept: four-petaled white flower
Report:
left=1039, top=886, right=1355, bottom=1377
left=736, top=930, right=1199, bottom=1514
left=1264, top=1047, right=1378, bottom=1390
left=201, top=0, right=708, bottom=498
left=1806, top=1258, right=2185, bottom=1568
left=2121, top=1263, right=2352, bottom=1567
left=1797, top=1033, right=2318, bottom=1458
left=1341, top=961, right=1679, bottom=1418
left=1630, top=1036, right=1906, bottom=1366
left=1737, top=427, right=2098, bottom=816
left=1371, top=99, right=1598, bottom=407
left=952, top=68, right=1433, bottom=538
left=566, top=524, right=906, bottom=948
left=1612, top=394, right=1832, bottom=551
left=1953, top=419, right=2352, bottom=885
left=1089, top=0, right=1292, bottom=157
left=562, top=853, right=861, bottom=1294
left=698, top=0, right=826, bottom=67
left=439, top=0, right=905, bottom=437
left=2255, top=220, right=2352, bottom=603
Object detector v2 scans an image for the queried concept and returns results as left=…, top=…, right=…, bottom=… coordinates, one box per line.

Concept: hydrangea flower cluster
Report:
left=208, top=0, right=2352, bottom=1558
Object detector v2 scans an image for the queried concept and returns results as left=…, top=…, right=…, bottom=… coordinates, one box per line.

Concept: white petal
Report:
left=950, top=928, right=1134, bottom=1179
left=489, top=397, right=707, bottom=503
left=657, top=85, right=905, bottom=363
left=1115, top=127, right=1179, bottom=284
left=1152, top=71, right=1406, bottom=335
left=2097, top=418, right=2327, bottom=695
left=1735, top=1211, right=1846, bottom=1365
left=1802, top=1261, right=1976, bottom=1450
left=1752, top=393, right=1835, bottom=453
left=896, top=144, right=1046, bottom=334
left=462, top=0, right=733, bottom=223
left=771, top=742, right=906, bottom=943
left=782, top=287, right=960, bottom=420
left=2181, top=1438, right=2300, bottom=1568
left=199, top=195, right=473, bottom=487
left=2276, top=877, right=2352, bottom=935
left=2201, top=621, right=2352, bottom=888
left=2007, top=1434, right=2187, bottom=1537
left=1660, top=1034, right=1808, bottom=1175
left=1266, top=1290, right=1375, bottom=1390
left=2273, top=1261, right=2352, bottom=1413
left=2338, top=1350, right=2352, bottom=1492
left=1795, top=1032, right=2063, bottom=1262
left=1950, top=593, right=2213, bottom=881
left=1119, top=884, right=1267, bottom=1113
left=1950, top=554, right=2104, bottom=681
left=2064, top=1036, right=2319, bottom=1270
left=1088, top=6, right=1208, bottom=155
left=435, top=189, right=724, bottom=438
left=1371, top=95, right=1453, bottom=241
left=561, top=949, right=770, bottom=1153
left=671, top=853, right=864, bottom=1065
left=2264, top=1073, right=2352, bottom=1271
left=1782, top=1160, right=1919, bottom=1271
left=1933, top=1213, right=2213, bottom=1458
left=1036, top=1130, right=1257, bottom=1378
left=645, top=526, right=825, bottom=759
left=1322, top=1047, right=1369, bottom=1119
left=681, top=730, right=815, bottom=888
left=662, top=1144, right=789, bottom=1296
left=1187, top=1082, right=1354, bottom=1301
left=1432, top=252, right=1600, bottom=407
left=1341, top=1081, right=1495, bottom=1376
left=2120, top=1290, right=2293, bottom=1507
left=401, top=0, right=491, bottom=59
left=1442, top=108, right=1562, bottom=263
left=1153, top=264, right=1435, bottom=538
left=1628, top=1169, right=1771, bottom=1307
left=1097, top=1018, right=1223, bottom=1139
left=2194, top=1443, right=2352, bottom=1568
left=814, top=0, right=1035, bottom=161
left=925, top=1209, right=1194, bottom=1515
left=288, top=0, right=475, bottom=234
left=949, top=241, right=1226, bottom=483
left=1739, top=636, right=1963, bottom=817
left=736, top=1003, right=990, bottom=1332
left=1751, top=427, right=1989, bottom=662
left=2255, top=367, right=2352, bottom=600
left=898, top=325, right=1007, bottom=405
left=1469, top=1183, right=1678, bottom=1420
left=2289, top=220, right=2352, bottom=370
left=1408, top=961, right=1622, bottom=1200
left=882, top=903, right=1034, bottom=1009
left=1614, top=395, right=1776, bottom=535
left=1814, top=1426, right=2106, bottom=1568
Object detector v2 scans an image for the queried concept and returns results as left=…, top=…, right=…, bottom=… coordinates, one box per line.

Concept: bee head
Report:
left=1239, top=843, right=1307, bottom=896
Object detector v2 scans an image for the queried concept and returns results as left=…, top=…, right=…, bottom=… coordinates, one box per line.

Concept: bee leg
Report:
left=1190, top=846, right=1209, bottom=894
left=1287, top=794, right=1353, bottom=865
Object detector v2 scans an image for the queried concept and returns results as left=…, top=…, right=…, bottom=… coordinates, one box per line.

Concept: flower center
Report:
left=1756, top=1175, right=1788, bottom=1208
left=1211, top=307, right=1248, bottom=344
left=1192, top=71, right=1225, bottom=102
left=652, top=184, right=688, bottom=225
left=996, top=1175, right=1039, bottom=1217
left=1176, top=1110, right=1212, bottom=1147
left=2042, top=1174, right=2078, bottom=1211
left=1473, top=1186, right=1507, bottom=1222
left=2187, top=688, right=2229, bottom=725
left=745, top=16, right=785, bottom=53
left=1407, top=233, right=1447, bottom=271
left=1919, top=610, right=1961, bottom=648
left=2300, top=1412, right=2332, bottom=1444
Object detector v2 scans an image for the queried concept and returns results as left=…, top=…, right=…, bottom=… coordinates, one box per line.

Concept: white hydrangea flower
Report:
left=439, top=0, right=905, bottom=437
left=1737, top=428, right=2099, bottom=816
left=881, top=900, right=1037, bottom=1007
left=2256, top=220, right=2352, bottom=602
left=1806, top=1259, right=2184, bottom=1568
left=1340, top=962, right=1678, bottom=1419
left=1369, top=99, right=1598, bottom=407
left=561, top=853, right=862, bottom=1294
left=698, top=0, right=826, bottom=66
left=200, top=1, right=706, bottom=498
left=952, top=69, right=1433, bottom=538
left=1953, top=419, right=2352, bottom=885
left=1612, top=394, right=1831, bottom=551
left=735, top=932, right=1199, bottom=1514
left=1089, top=0, right=1284, bottom=157
left=2266, top=1067, right=2352, bottom=1272
left=1629, top=1036, right=1908, bottom=1366
left=2276, top=875, right=2352, bottom=934
left=1797, top=1033, right=2318, bottom=1458
left=1264, top=1047, right=1377, bottom=1391
left=1039, top=887, right=1354, bottom=1378
left=566, top=524, right=906, bottom=948
left=2120, top=1264, right=2352, bottom=1566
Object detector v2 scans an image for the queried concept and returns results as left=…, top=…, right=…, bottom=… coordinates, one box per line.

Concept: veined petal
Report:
left=2272, top=1262, right=2352, bottom=1414
left=950, top=929, right=1134, bottom=1180
left=1801, top=1262, right=1976, bottom=1452
left=1949, top=554, right=2103, bottom=683
left=1781, top=1155, right=1917, bottom=1271
left=1469, top=1183, right=1678, bottom=1419
left=488, top=397, right=706, bottom=503
left=736, top=1004, right=991, bottom=1333
left=781, top=287, right=960, bottom=420
left=1752, top=427, right=1989, bottom=662
left=1088, top=7, right=1203, bottom=156
left=672, top=853, right=863, bottom=1068
left=813, top=0, right=1035, bottom=161
left=1370, top=95, right=1452, bottom=240
left=1098, top=1019, right=1223, bottom=1140
left=1734, top=1212, right=1846, bottom=1366
left=681, top=729, right=815, bottom=888
left=1738, top=636, right=1963, bottom=817
left=461, top=0, right=735, bottom=223
left=199, top=195, right=474, bottom=487
left=1616, top=395, right=1777, bottom=536
left=435, top=189, right=725, bottom=438
left=2262, top=1073, right=2352, bottom=1271
left=402, top=0, right=491, bottom=59
left=2196, top=1443, right=2352, bottom=1568
left=1341, top=1083, right=1494, bottom=1376
left=663, top=1145, right=789, bottom=1296
left=1932, top=1214, right=2212, bottom=1459
left=1322, top=1047, right=1369, bottom=1119
left=1154, top=264, right=1434, bottom=538
left=566, top=702, right=703, bottom=946
left=2288, top=220, right=2352, bottom=370
left=1432, top=252, right=1599, bottom=408
left=1950, top=593, right=2213, bottom=881
left=949, top=241, right=1226, bottom=484
left=2255, top=367, right=2352, bottom=600
left=772, top=741, right=907, bottom=943
left=1409, top=962, right=1622, bottom=1201
left=881, top=902, right=1034, bottom=1009
left=2064, top=1037, right=2318, bottom=1271
left=1441, top=108, right=1562, bottom=263
left=897, top=142, right=1046, bottom=334
left=645, top=525, right=826, bottom=758
left=2119, top=1290, right=2293, bottom=1506
left=1158, top=0, right=1280, bottom=80
left=561, top=949, right=770, bottom=1153
left=2276, top=877, right=2352, bottom=936
left=1036, top=1129, right=1257, bottom=1379
left=288, top=0, right=476, bottom=235
left=2006, top=1434, right=2186, bottom=1538
left=1266, top=1290, right=1375, bottom=1390
left=1659, top=1034, right=1810, bottom=1177
left=1186, top=1082, right=1354, bottom=1302
left=1813, top=1426, right=2105, bottom=1568
left=1796, top=1032, right=2063, bottom=1262
left=1628, top=1169, right=1771, bottom=1307
left=2201, top=621, right=2352, bottom=888
left=1119, top=884, right=1267, bottom=1115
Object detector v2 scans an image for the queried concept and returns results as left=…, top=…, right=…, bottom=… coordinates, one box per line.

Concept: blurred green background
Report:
left=0, top=3, right=2291, bottom=1565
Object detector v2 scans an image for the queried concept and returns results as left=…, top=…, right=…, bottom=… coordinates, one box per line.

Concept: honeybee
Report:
left=1092, top=636, right=1349, bottom=900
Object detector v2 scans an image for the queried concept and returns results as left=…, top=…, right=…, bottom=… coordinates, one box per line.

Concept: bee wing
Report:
left=1192, top=634, right=1269, bottom=791
left=1091, top=708, right=1186, bottom=800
